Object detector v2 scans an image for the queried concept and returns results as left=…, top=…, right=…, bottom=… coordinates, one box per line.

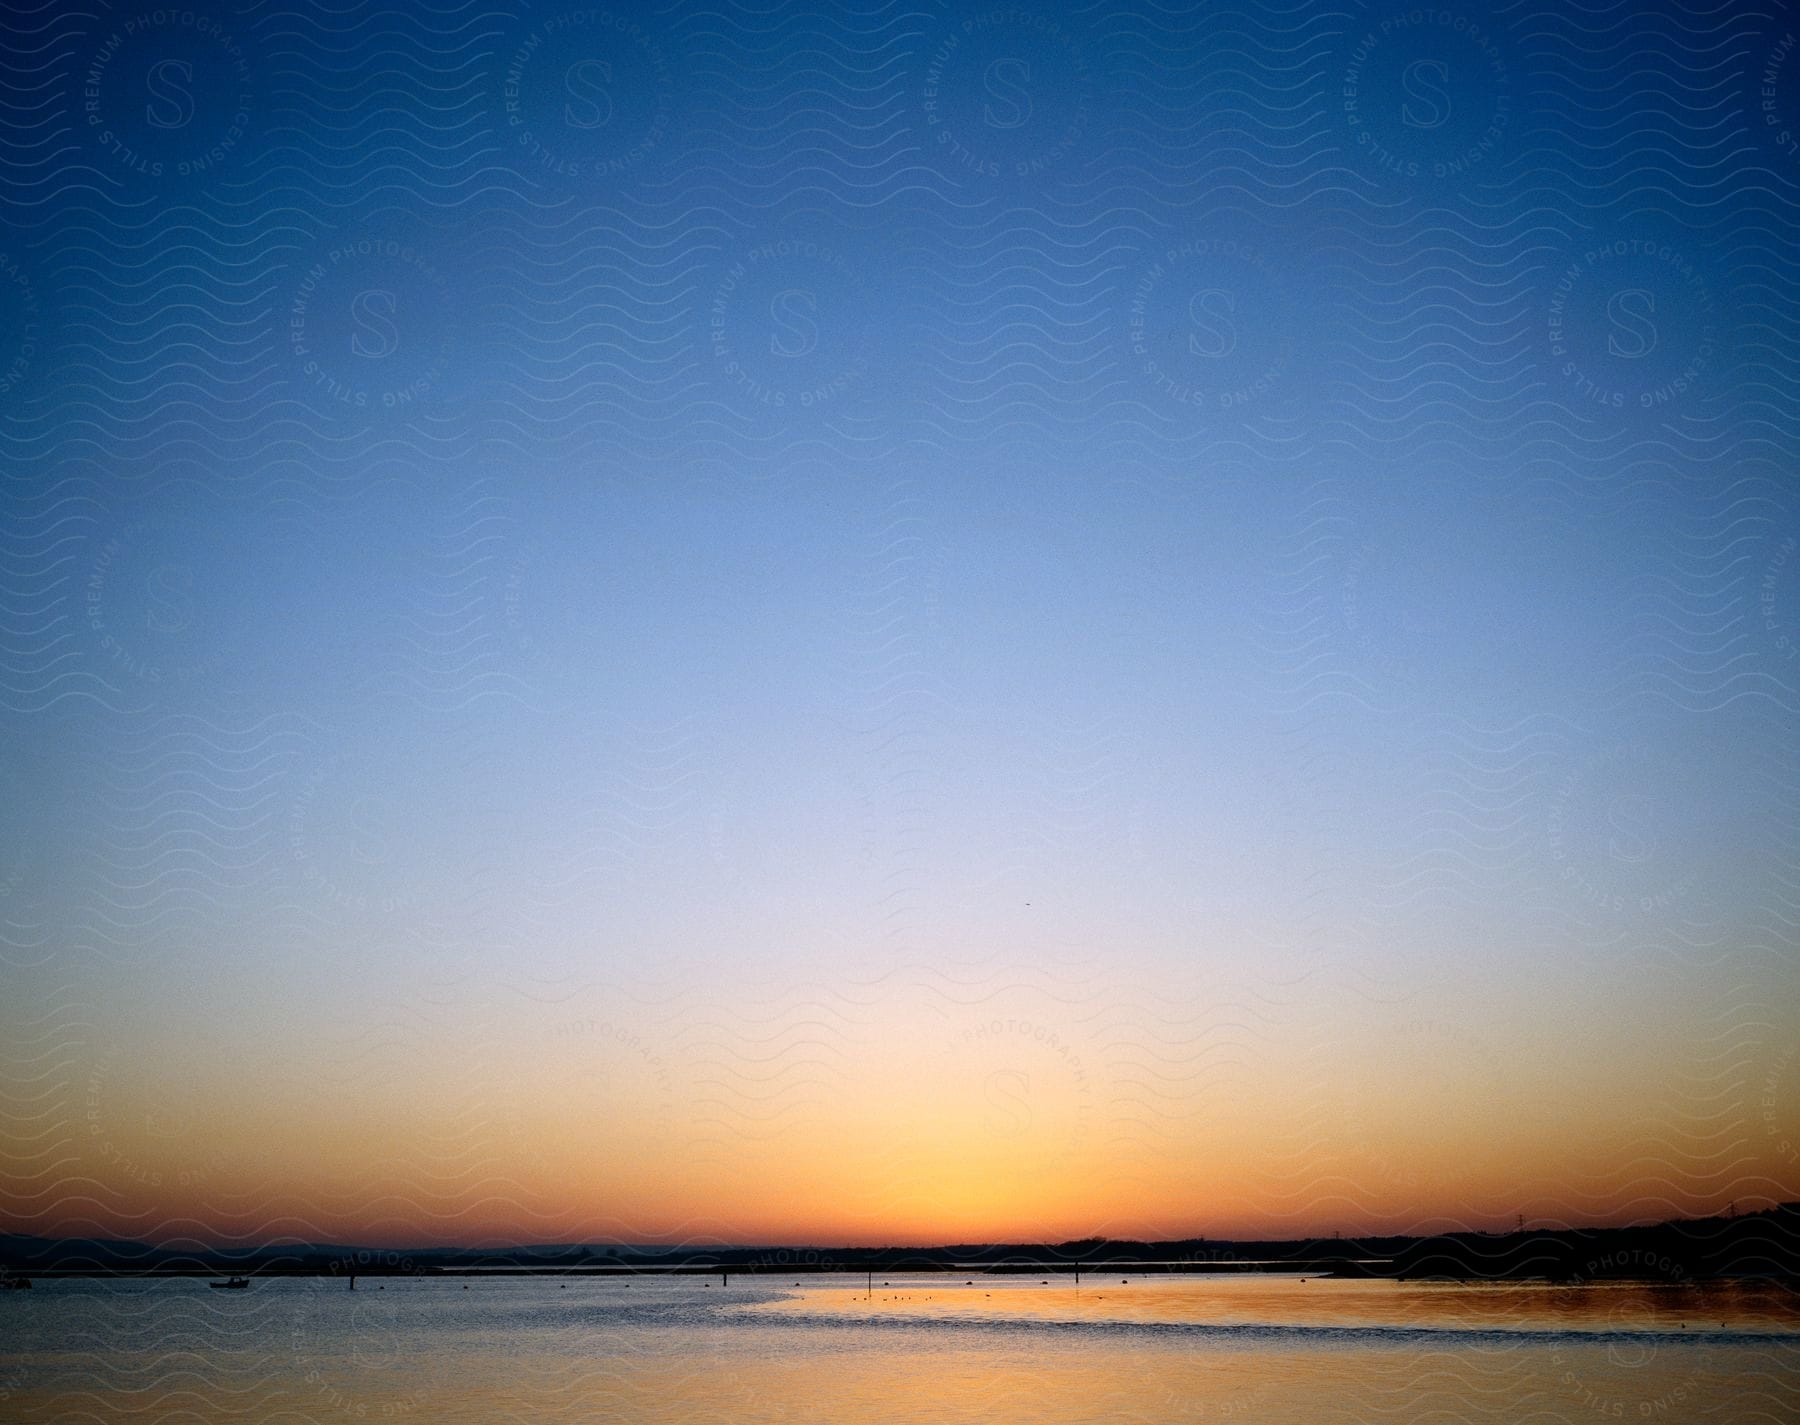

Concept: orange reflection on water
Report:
left=4, top=1276, right=1797, bottom=1425
left=746, top=1272, right=1800, bottom=1335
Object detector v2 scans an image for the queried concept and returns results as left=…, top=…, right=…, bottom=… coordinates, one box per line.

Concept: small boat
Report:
left=209, top=1276, right=250, bottom=1289
left=2, top=1275, right=30, bottom=1290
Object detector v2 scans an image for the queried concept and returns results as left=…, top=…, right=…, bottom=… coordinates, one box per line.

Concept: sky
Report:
left=2, top=0, right=1799, bottom=1249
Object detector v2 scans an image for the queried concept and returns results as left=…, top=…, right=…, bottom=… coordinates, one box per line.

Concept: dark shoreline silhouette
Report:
left=5, top=1203, right=1797, bottom=1285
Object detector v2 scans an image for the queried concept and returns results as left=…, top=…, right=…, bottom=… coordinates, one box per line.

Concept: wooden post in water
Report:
left=722, top=1270, right=729, bottom=1288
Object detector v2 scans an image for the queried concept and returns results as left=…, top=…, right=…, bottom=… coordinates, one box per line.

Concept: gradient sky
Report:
left=3, top=0, right=1799, bottom=1249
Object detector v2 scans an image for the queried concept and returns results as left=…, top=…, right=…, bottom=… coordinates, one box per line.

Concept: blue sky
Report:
left=2, top=0, right=1798, bottom=1242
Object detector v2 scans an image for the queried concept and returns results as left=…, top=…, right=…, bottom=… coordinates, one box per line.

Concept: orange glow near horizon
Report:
left=19, top=972, right=1797, bottom=1250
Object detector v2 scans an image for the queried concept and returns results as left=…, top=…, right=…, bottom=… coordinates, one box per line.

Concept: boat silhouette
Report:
left=209, top=1276, right=250, bottom=1289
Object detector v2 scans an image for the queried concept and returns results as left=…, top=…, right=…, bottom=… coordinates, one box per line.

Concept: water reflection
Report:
left=748, top=1271, right=1800, bottom=1334
left=1, top=1275, right=1794, bottom=1424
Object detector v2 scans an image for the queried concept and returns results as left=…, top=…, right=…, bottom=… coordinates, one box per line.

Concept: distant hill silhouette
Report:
left=6, top=1204, right=1798, bottom=1281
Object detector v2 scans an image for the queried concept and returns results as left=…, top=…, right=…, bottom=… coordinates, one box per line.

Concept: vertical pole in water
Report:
left=866, top=1270, right=872, bottom=1299
left=349, top=1275, right=356, bottom=1291
left=722, top=1270, right=728, bottom=1288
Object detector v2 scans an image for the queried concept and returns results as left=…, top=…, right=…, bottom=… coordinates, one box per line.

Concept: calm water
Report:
left=3, top=1274, right=1797, bottom=1423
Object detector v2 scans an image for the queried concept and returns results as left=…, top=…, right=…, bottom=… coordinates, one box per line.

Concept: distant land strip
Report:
left=5, top=1204, right=1797, bottom=1284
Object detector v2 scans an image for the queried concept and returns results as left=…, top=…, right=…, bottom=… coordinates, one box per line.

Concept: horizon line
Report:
left=9, top=1202, right=1792, bottom=1261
